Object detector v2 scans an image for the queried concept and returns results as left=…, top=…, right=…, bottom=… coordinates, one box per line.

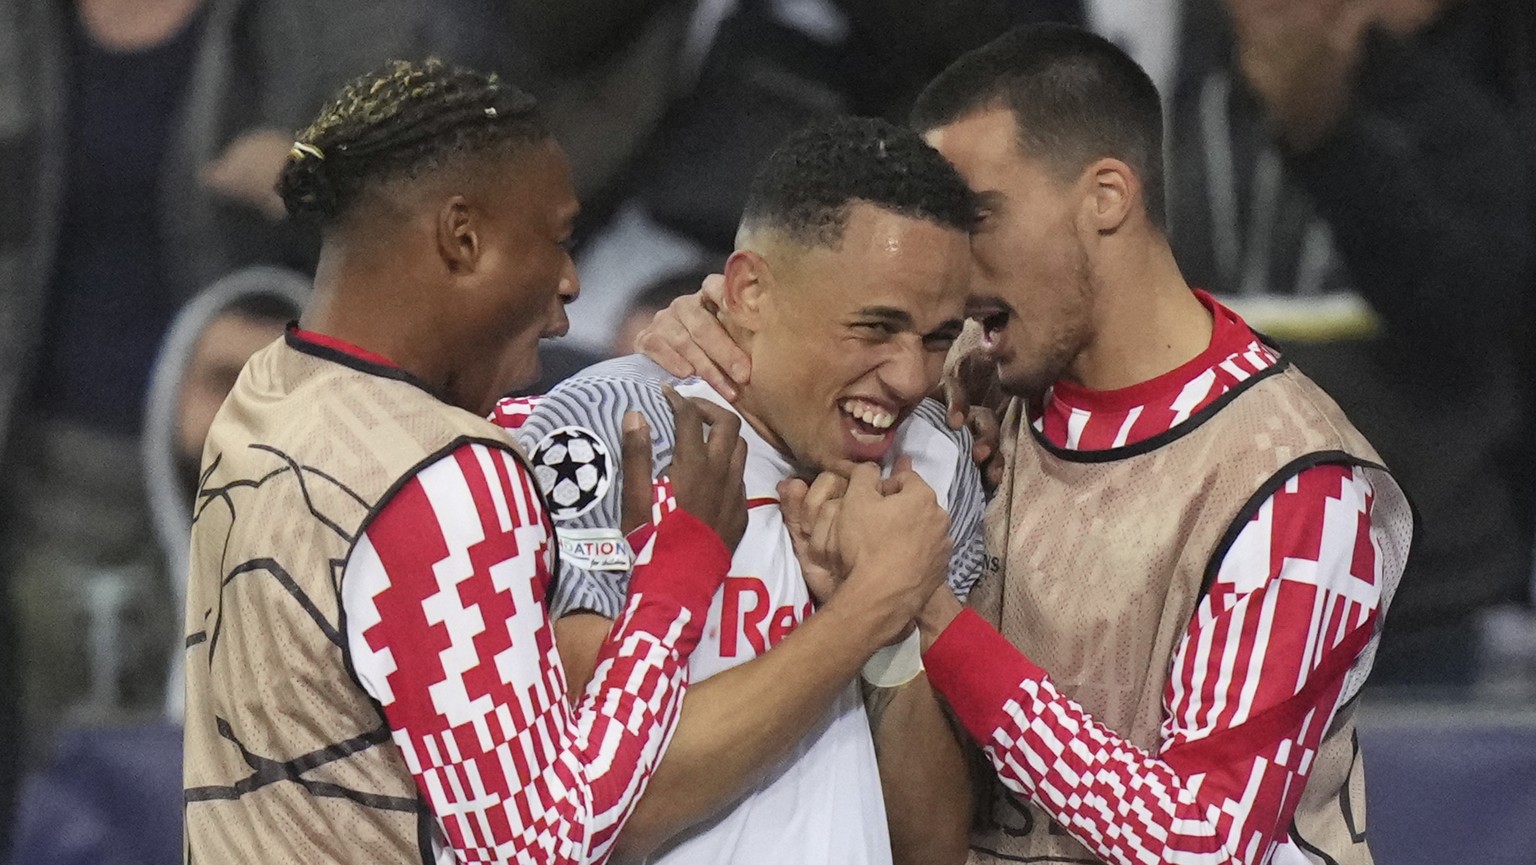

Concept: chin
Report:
left=492, top=346, right=543, bottom=398
left=998, top=364, right=1055, bottom=402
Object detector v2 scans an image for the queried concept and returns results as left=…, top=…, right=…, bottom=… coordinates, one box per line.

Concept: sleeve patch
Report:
left=529, top=426, right=614, bottom=520
left=556, top=527, right=633, bottom=572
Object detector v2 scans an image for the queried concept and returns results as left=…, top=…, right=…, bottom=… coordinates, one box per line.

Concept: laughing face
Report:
left=728, top=202, right=971, bottom=471
left=925, top=108, right=1097, bottom=400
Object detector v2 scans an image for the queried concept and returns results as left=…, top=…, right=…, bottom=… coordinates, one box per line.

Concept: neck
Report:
left=301, top=241, right=454, bottom=391
left=1066, top=231, right=1212, bottom=392
left=718, top=317, right=802, bottom=471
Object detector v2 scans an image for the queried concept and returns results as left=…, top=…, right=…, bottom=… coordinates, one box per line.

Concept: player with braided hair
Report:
left=277, top=59, right=550, bottom=224
left=182, top=59, right=749, bottom=864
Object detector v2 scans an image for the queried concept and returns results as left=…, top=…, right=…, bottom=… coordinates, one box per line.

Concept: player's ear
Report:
left=722, top=249, right=770, bottom=331
left=436, top=194, right=479, bottom=274
left=1078, top=157, right=1135, bottom=234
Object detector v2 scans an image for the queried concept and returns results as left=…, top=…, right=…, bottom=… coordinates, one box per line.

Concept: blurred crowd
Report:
left=1, top=0, right=1534, bottom=860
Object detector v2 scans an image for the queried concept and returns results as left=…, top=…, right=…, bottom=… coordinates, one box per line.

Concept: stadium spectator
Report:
left=0, top=3, right=426, bottom=825
left=142, top=266, right=307, bottom=719
left=4, top=265, right=305, bottom=865
left=1166, top=0, right=1536, bottom=685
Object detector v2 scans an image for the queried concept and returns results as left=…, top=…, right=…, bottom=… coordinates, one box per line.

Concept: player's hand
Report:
left=823, top=462, right=952, bottom=646
left=200, top=128, right=291, bottom=219
left=941, top=338, right=1002, bottom=431
left=778, top=472, right=849, bottom=604
left=634, top=275, right=752, bottom=402
left=1224, top=0, right=1374, bottom=152
left=619, top=411, right=657, bottom=536
left=967, top=405, right=1005, bottom=494
left=663, top=386, right=749, bottom=552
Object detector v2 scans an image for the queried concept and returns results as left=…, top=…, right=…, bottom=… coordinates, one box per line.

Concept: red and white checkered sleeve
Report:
left=341, top=442, right=728, bottom=864
left=926, top=463, right=1393, bottom=865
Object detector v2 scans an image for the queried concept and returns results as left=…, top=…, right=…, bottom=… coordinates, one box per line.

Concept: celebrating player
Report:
left=181, top=60, right=747, bottom=865
left=493, top=117, right=987, bottom=864
left=640, top=25, right=1414, bottom=865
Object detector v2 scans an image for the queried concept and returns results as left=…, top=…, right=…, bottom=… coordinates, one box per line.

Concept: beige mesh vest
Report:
left=965, top=363, right=1411, bottom=865
left=182, top=335, right=536, bottom=864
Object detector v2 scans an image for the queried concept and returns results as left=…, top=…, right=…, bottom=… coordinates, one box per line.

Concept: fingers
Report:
left=635, top=311, right=698, bottom=379
left=808, top=496, right=842, bottom=568
left=689, top=397, right=745, bottom=463
left=802, top=471, right=850, bottom=526
left=777, top=477, right=811, bottom=540
left=842, top=461, right=885, bottom=506
left=879, top=455, right=914, bottom=496
left=967, top=406, right=1001, bottom=468
left=730, top=435, right=748, bottom=493
left=619, top=412, right=654, bottom=535
left=692, top=275, right=750, bottom=382
left=663, top=385, right=705, bottom=460
left=943, top=377, right=970, bottom=431
left=645, top=281, right=749, bottom=401
left=700, top=273, right=727, bottom=306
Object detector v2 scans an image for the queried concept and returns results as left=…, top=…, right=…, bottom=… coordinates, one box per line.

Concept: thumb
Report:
left=777, top=478, right=811, bottom=542
left=843, top=461, right=884, bottom=508
left=879, top=455, right=915, bottom=495
left=619, top=412, right=654, bottom=535
left=945, top=381, right=969, bottom=431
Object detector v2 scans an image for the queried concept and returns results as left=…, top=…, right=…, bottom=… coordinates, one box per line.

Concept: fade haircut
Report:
left=740, top=116, right=979, bottom=248
left=277, top=59, right=550, bottom=226
left=910, top=23, right=1167, bottom=229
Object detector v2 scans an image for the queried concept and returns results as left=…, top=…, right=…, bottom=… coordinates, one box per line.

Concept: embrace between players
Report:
left=182, top=22, right=1411, bottom=865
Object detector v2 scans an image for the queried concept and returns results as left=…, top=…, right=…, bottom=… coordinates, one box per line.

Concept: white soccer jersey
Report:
left=508, top=355, right=986, bottom=865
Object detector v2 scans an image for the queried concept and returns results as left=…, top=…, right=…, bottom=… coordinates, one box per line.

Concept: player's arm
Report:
left=559, top=466, right=953, bottom=861
left=865, top=432, right=987, bottom=865
left=914, top=463, right=1408, bottom=865
left=341, top=437, right=735, bottom=864
left=866, top=668, right=973, bottom=865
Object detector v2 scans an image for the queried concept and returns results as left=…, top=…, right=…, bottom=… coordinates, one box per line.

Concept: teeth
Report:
left=840, top=399, right=896, bottom=431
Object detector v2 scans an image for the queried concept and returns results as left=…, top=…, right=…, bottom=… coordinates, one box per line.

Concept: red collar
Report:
left=1034, top=291, right=1279, bottom=451
left=287, top=324, right=403, bottom=370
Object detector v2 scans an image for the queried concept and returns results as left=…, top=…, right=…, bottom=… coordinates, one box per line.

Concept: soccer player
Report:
left=181, top=60, right=749, bottom=865
left=640, top=25, right=1414, bottom=865
left=493, top=117, right=988, bottom=864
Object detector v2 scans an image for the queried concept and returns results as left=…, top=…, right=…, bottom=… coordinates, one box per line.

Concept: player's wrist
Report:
left=813, top=592, right=902, bottom=660
left=627, top=508, right=733, bottom=626
left=916, top=589, right=963, bottom=653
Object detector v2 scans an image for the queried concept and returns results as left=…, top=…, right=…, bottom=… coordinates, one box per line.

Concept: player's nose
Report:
left=880, top=341, right=935, bottom=405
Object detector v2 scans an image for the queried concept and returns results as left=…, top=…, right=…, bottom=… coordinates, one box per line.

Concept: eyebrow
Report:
left=855, top=307, right=966, bottom=339
left=854, top=306, right=914, bottom=327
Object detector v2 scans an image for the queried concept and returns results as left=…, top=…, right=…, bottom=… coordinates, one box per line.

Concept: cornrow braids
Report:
left=277, top=59, right=549, bottom=225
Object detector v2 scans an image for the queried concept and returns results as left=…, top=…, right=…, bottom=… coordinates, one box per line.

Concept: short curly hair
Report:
left=277, top=59, right=550, bottom=225
left=740, top=116, right=979, bottom=248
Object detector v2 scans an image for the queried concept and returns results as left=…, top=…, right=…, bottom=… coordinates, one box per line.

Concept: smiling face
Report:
left=925, top=107, right=1098, bottom=400
left=728, top=202, right=971, bottom=470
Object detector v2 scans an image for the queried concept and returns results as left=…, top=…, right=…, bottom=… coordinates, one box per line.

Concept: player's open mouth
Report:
left=968, top=297, right=1012, bottom=352
left=839, top=397, right=898, bottom=444
left=978, top=309, right=1010, bottom=351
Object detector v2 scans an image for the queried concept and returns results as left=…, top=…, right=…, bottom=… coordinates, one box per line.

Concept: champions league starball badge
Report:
left=530, top=426, right=613, bottom=520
